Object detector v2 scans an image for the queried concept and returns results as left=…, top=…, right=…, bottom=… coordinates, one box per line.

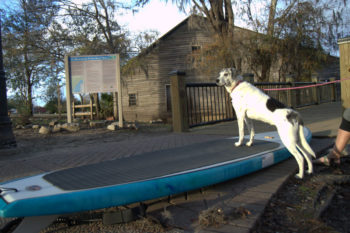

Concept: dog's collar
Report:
left=229, top=80, right=243, bottom=93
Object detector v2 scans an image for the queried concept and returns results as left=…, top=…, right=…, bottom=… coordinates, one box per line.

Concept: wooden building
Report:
left=121, top=15, right=250, bottom=123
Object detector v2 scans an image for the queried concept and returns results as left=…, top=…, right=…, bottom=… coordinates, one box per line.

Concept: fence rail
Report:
left=185, top=81, right=340, bottom=128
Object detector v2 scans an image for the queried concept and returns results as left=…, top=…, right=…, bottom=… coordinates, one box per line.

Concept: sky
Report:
left=119, top=1, right=188, bottom=37
left=0, top=0, right=189, bottom=37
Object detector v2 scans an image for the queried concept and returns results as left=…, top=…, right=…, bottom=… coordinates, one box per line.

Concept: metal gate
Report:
left=186, top=83, right=235, bottom=128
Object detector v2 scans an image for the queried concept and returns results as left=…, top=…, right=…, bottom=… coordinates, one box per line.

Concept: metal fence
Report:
left=186, top=81, right=340, bottom=128
left=186, top=83, right=235, bottom=127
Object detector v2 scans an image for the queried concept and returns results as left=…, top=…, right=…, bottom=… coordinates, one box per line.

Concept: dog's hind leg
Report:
left=296, top=143, right=314, bottom=175
left=297, top=125, right=316, bottom=175
left=277, top=126, right=305, bottom=179
left=285, top=142, right=305, bottom=179
left=244, top=118, right=255, bottom=146
left=298, top=125, right=316, bottom=158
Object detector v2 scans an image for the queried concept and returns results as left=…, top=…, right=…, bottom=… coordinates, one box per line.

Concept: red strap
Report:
left=230, top=80, right=243, bottom=93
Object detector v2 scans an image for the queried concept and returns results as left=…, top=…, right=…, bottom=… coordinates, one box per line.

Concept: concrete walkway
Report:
left=0, top=101, right=344, bottom=233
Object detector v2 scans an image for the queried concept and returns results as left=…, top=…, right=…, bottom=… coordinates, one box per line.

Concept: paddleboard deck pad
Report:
left=0, top=128, right=312, bottom=227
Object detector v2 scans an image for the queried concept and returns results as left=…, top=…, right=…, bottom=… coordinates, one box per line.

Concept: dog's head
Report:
left=216, top=68, right=242, bottom=88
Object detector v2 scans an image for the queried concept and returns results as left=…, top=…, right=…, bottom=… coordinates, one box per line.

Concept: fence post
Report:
left=72, top=101, right=75, bottom=119
left=286, top=74, right=295, bottom=108
left=338, top=37, right=350, bottom=110
left=170, top=71, right=189, bottom=132
left=311, top=74, right=320, bottom=105
left=89, top=98, right=93, bottom=120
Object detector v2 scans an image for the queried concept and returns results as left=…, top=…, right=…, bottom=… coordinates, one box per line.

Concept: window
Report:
left=129, top=94, right=137, bottom=106
left=191, top=45, right=201, bottom=52
left=191, top=45, right=202, bottom=67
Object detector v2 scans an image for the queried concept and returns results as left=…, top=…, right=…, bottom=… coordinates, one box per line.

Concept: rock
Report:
left=32, top=125, right=40, bottom=130
left=61, top=123, right=80, bottom=132
left=107, top=124, right=117, bottom=131
left=39, top=126, right=50, bottom=135
left=110, top=121, right=119, bottom=126
left=49, top=120, right=58, bottom=127
left=52, top=124, right=61, bottom=133
left=89, top=121, right=106, bottom=128
left=150, top=119, right=163, bottom=124
left=133, top=122, right=139, bottom=130
left=126, top=122, right=139, bottom=130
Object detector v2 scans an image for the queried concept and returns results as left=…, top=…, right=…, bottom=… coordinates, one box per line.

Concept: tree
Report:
left=122, top=29, right=159, bottom=77
left=61, top=0, right=131, bottom=61
left=41, top=19, right=72, bottom=117
left=241, top=0, right=349, bottom=81
left=2, top=0, right=60, bottom=116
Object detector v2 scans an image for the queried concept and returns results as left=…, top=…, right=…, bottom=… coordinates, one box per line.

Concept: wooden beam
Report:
left=338, top=37, right=350, bottom=110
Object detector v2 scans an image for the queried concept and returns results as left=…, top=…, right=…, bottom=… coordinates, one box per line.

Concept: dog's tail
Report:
left=298, top=125, right=316, bottom=158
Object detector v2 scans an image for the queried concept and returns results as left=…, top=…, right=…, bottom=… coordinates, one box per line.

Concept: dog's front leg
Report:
left=245, top=118, right=255, bottom=147
left=235, top=116, right=245, bottom=147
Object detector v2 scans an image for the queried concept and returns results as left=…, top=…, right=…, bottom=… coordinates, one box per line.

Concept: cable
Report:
left=263, top=77, right=350, bottom=91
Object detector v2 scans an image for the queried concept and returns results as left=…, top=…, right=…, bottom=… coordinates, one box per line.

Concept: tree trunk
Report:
left=57, top=83, right=62, bottom=119
left=0, top=21, right=16, bottom=149
left=27, top=75, right=33, bottom=116
left=261, top=0, right=278, bottom=82
left=267, top=0, right=278, bottom=36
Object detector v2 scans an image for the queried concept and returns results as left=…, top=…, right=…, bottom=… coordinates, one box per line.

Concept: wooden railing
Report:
left=72, top=101, right=96, bottom=120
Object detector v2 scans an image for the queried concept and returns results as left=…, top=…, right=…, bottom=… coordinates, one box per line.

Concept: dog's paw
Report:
left=235, top=142, right=242, bottom=147
left=246, top=141, right=253, bottom=147
left=306, top=170, right=313, bottom=175
left=294, top=174, right=304, bottom=179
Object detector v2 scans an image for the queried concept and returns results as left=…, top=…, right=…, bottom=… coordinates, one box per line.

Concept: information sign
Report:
left=69, top=55, right=118, bottom=94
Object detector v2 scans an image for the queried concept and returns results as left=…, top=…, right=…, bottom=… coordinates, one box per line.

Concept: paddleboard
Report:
left=0, top=128, right=312, bottom=220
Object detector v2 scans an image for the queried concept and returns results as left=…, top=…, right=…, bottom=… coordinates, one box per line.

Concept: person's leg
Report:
left=314, top=108, right=350, bottom=165
left=328, top=128, right=350, bottom=164
left=334, top=128, right=350, bottom=153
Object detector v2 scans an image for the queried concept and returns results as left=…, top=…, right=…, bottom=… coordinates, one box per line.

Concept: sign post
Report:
left=64, top=55, right=73, bottom=123
left=116, top=55, right=123, bottom=128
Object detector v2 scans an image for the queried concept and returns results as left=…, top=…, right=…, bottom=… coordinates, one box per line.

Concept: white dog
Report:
left=216, top=68, right=316, bottom=179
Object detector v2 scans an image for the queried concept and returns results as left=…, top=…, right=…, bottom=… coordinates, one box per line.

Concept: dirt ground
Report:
left=253, top=156, right=350, bottom=233
left=2, top=121, right=350, bottom=233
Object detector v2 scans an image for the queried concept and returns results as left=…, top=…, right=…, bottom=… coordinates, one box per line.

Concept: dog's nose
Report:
left=216, top=78, right=220, bottom=84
